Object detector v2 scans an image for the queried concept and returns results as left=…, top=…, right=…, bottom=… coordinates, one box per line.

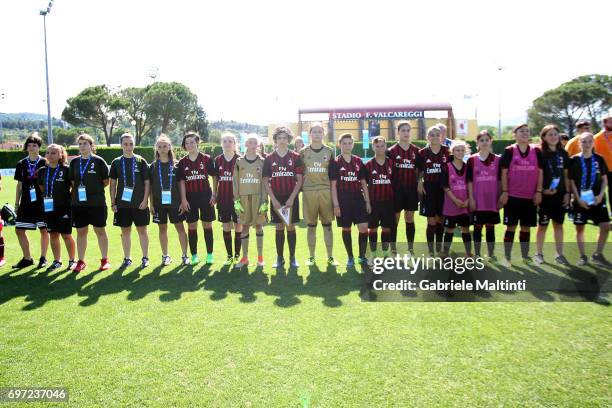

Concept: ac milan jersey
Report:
left=177, top=152, right=214, bottom=194
left=417, top=145, right=449, bottom=185
left=329, top=155, right=366, bottom=194
left=387, top=143, right=419, bottom=191
left=366, top=158, right=394, bottom=202
left=262, top=150, right=304, bottom=197
left=214, top=153, right=238, bottom=205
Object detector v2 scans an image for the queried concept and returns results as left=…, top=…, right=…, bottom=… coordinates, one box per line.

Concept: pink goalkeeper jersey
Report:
left=443, top=162, right=469, bottom=217
left=507, top=144, right=539, bottom=199
left=472, top=153, right=500, bottom=212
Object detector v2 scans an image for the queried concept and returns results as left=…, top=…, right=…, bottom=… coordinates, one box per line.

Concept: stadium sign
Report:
left=330, top=110, right=425, bottom=120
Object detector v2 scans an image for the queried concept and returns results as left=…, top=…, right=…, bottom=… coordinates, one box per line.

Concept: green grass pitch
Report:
left=0, top=178, right=610, bottom=407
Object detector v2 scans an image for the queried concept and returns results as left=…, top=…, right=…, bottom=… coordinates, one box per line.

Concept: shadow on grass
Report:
left=1, top=250, right=608, bottom=309
left=0, top=258, right=364, bottom=310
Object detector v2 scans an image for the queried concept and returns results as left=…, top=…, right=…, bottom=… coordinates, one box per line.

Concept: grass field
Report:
left=0, top=177, right=610, bottom=407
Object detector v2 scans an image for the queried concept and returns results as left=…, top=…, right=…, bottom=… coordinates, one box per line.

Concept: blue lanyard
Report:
left=580, top=155, right=597, bottom=190
left=158, top=160, right=173, bottom=190
left=121, top=156, right=136, bottom=188
left=547, top=151, right=561, bottom=177
left=79, top=156, right=93, bottom=185
left=27, top=157, right=40, bottom=179
left=45, top=165, right=60, bottom=198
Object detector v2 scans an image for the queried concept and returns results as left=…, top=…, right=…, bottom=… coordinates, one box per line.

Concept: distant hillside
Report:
left=0, top=112, right=59, bottom=121
left=210, top=120, right=266, bottom=135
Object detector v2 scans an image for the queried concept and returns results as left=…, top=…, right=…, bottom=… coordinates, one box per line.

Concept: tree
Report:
left=145, top=82, right=197, bottom=135
left=61, top=85, right=128, bottom=146
left=185, top=104, right=209, bottom=141
left=528, top=74, right=612, bottom=138
left=121, top=86, right=154, bottom=145
left=40, top=127, right=88, bottom=147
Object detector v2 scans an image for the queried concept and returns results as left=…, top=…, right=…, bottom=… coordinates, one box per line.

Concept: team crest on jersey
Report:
left=426, top=159, right=432, bottom=163
left=396, top=155, right=401, bottom=160
left=219, top=166, right=223, bottom=171
left=323, top=156, right=327, bottom=161
left=200, top=163, right=204, bottom=170
left=288, top=159, right=292, bottom=166
left=371, top=170, right=377, bottom=175
left=356, top=165, right=359, bottom=171
left=340, top=167, right=345, bottom=171
left=272, top=162, right=277, bottom=166
left=256, top=167, right=260, bottom=173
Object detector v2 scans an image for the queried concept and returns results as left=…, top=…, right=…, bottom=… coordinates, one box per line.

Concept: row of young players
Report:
left=324, top=122, right=609, bottom=268
left=5, top=122, right=610, bottom=272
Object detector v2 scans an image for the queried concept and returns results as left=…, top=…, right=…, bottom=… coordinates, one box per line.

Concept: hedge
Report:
left=0, top=140, right=516, bottom=169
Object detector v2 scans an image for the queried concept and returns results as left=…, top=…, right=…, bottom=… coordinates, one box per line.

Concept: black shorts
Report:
left=185, top=192, right=215, bottom=223
left=471, top=211, right=500, bottom=226
left=573, top=203, right=610, bottom=226
left=393, top=187, right=419, bottom=212
left=369, top=200, right=395, bottom=229
left=444, top=214, right=471, bottom=228
left=337, top=193, right=368, bottom=228
left=113, top=207, right=150, bottom=228
left=152, top=206, right=184, bottom=225
left=15, top=203, right=46, bottom=230
left=503, top=196, right=537, bottom=227
left=43, top=206, right=72, bottom=235
left=270, top=194, right=300, bottom=224
left=73, top=206, right=108, bottom=228
left=217, top=202, right=238, bottom=224
left=538, top=194, right=566, bottom=226
left=419, top=186, right=444, bottom=218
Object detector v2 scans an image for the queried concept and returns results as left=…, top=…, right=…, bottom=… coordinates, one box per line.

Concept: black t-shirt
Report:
left=149, top=160, right=180, bottom=208
left=109, top=155, right=150, bottom=208
left=37, top=165, right=71, bottom=208
left=569, top=153, right=608, bottom=196
left=68, top=154, right=110, bottom=207
left=541, top=148, right=569, bottom=194
left=14, top=155, right=47, bottom=205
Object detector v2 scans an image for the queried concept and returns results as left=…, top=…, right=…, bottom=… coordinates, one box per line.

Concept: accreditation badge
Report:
left=580, top=189, right=595, bottom=206
left=43, top=198, right=54, bottom=213
left=78, top=185, right=87, bottom=202
left=121, top=187, right=134, bottom=202
left=161, top=189, right=172, bottom=205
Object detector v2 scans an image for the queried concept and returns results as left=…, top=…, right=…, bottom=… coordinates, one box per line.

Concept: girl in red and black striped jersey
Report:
left=178, top=132, right=216, bottom=265
left=366, top=136, right=395, bottom=258
left=330, top=133, right=371, bottom=267
left=213, top=133, right=243, bottom=265
left=387, top=121, right=420, bottom=254
left=263, top=126, right=304, bottom=268
left=417, top=126, right=450, bottom=256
